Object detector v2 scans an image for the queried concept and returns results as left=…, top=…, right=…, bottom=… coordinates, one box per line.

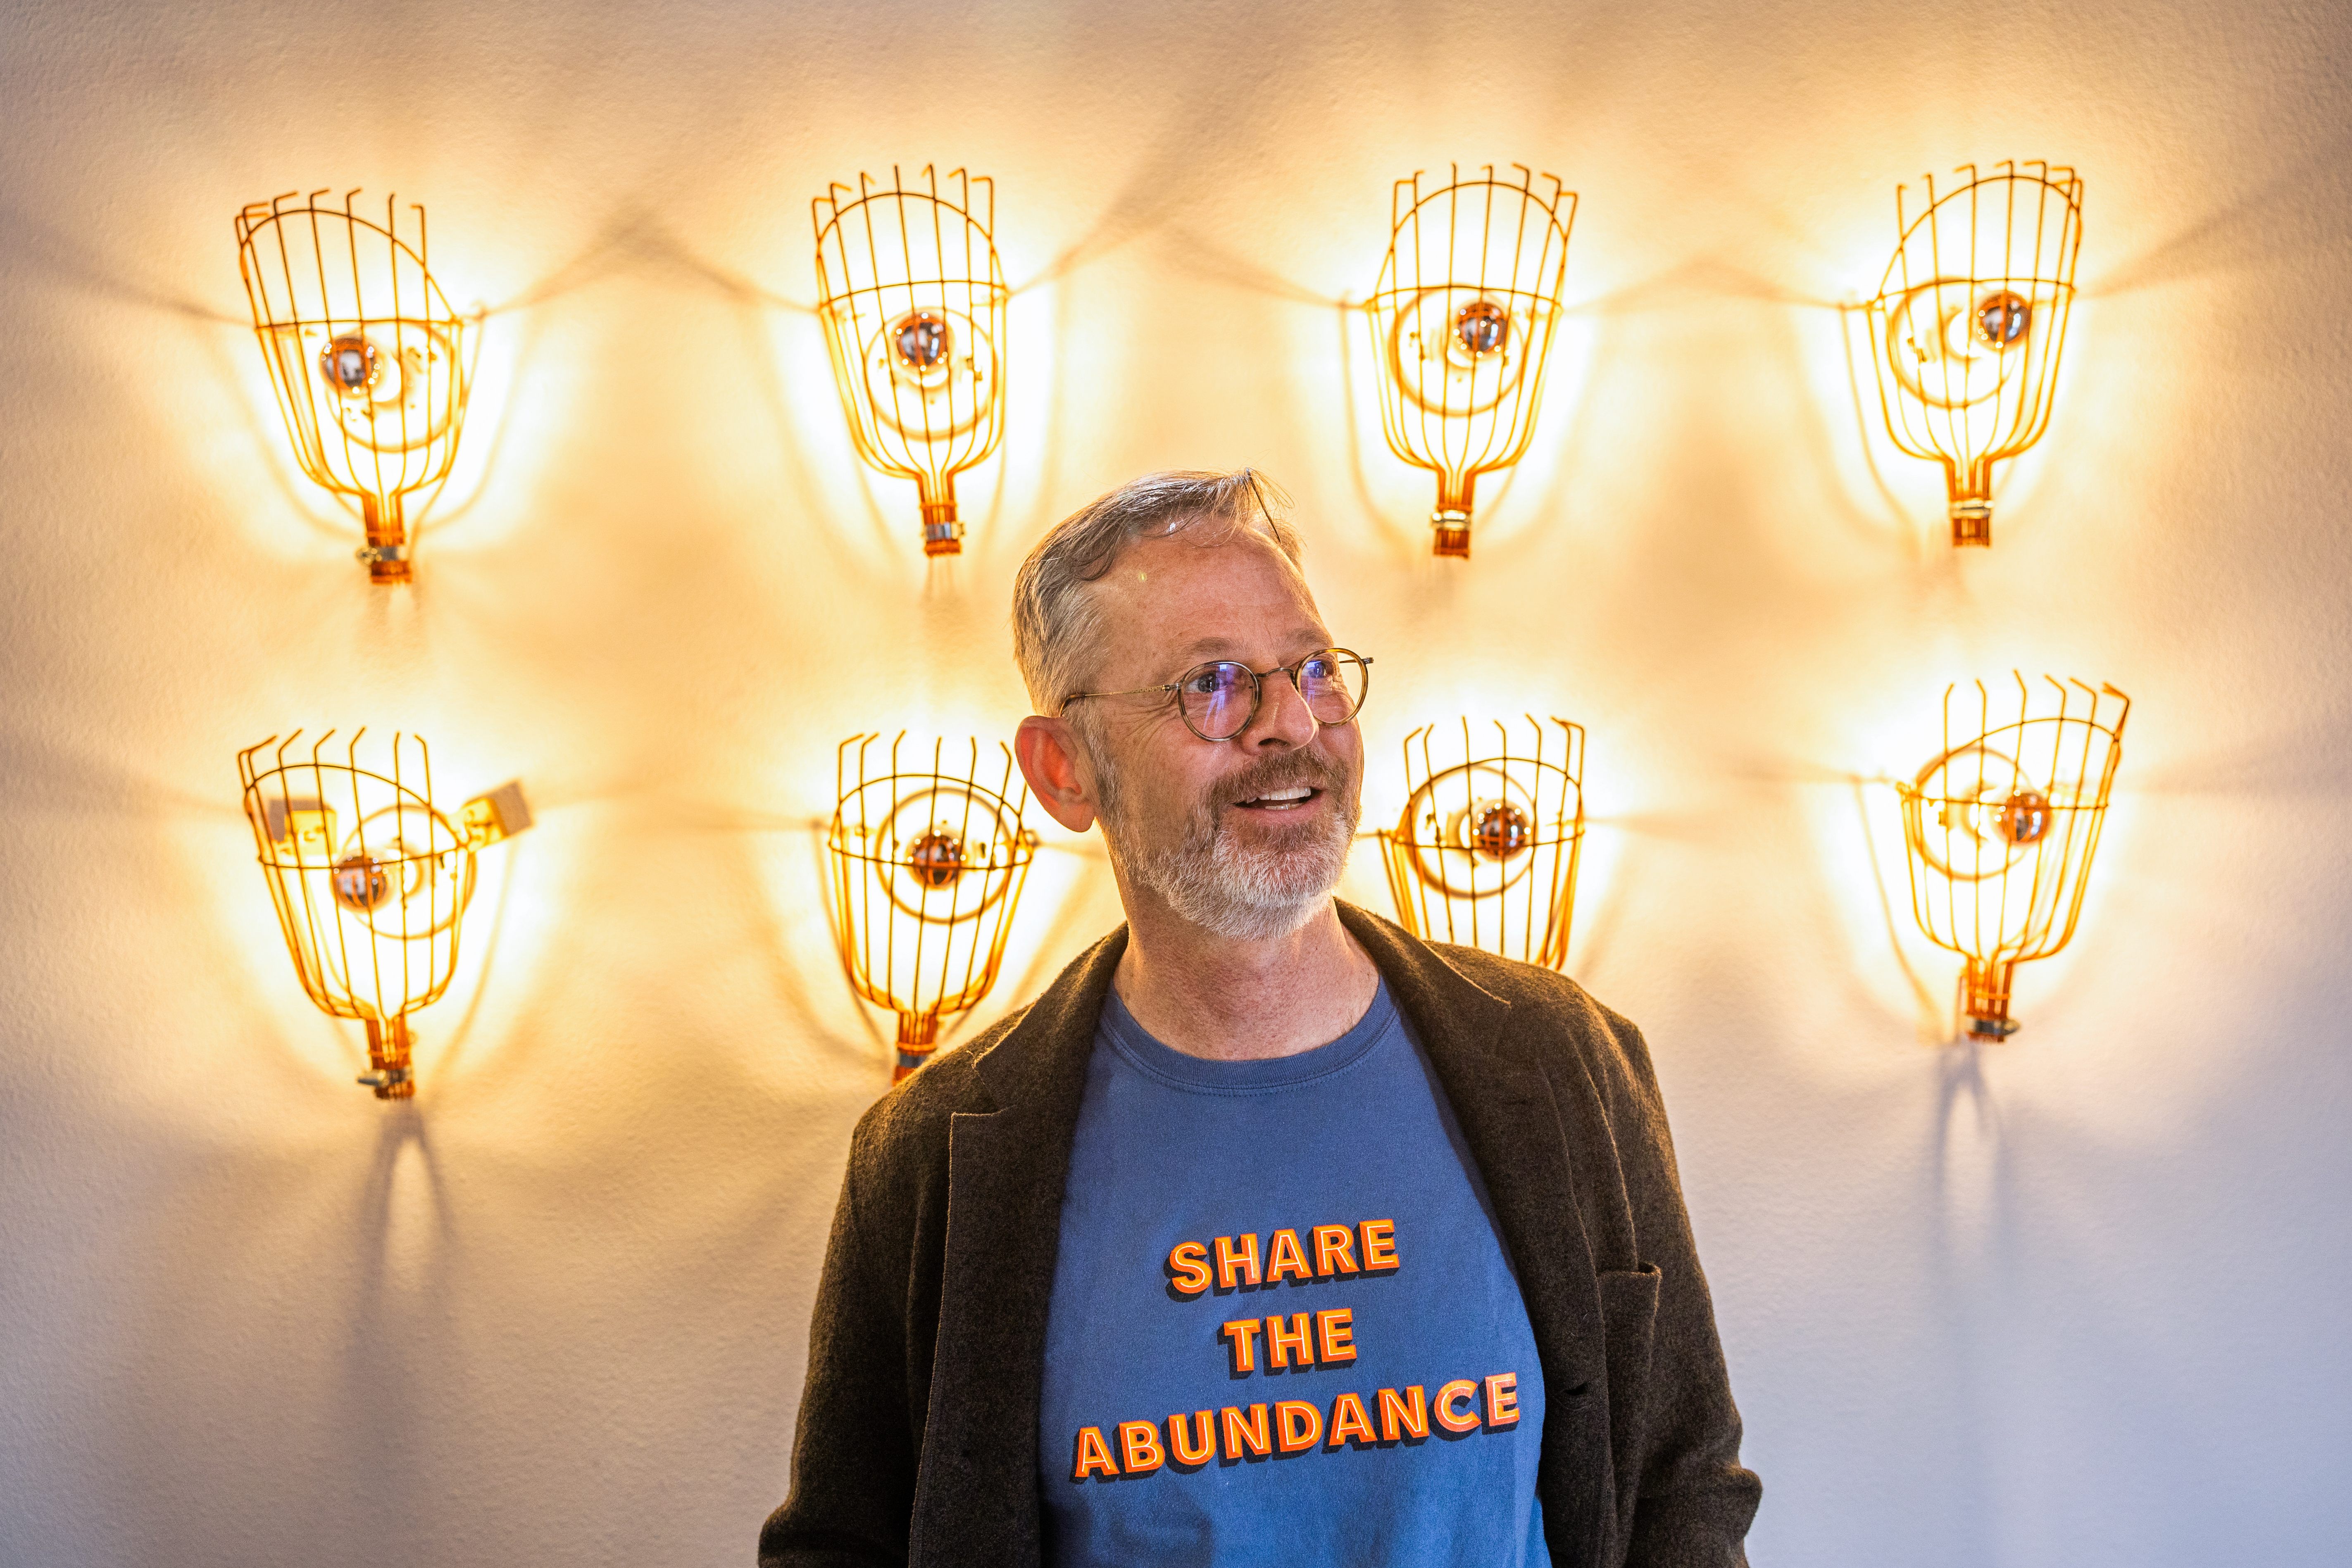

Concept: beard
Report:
left=1088, top=735, right=1361, bottom=941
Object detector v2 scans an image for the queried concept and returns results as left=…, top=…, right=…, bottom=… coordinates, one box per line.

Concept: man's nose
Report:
left=1244, top=670, right=1320, bottom=747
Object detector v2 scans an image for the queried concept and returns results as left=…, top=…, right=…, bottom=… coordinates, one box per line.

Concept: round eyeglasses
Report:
left=1060, top=648, right=1373, bottom=742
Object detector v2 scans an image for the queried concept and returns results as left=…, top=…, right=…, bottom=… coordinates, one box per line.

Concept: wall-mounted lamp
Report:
left=1863, top=162, right=2083, bottom=547
left=1896, top=676, right=2127, bottom=1042
left=1366, top=166, right=1576, bottom=559
left=1376, top=716, right=1585, bottom=967
left=235, top=191, right=473, bottom=584
left=826, top=733, right=1039, bottom=1080
left=238, top=730, right=531, bottom=1098
left=813, top=167, right=1008, bottom=557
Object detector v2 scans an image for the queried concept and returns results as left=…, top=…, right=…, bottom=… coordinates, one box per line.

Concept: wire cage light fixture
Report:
left=1896, top=676, right=2127, bottom=1042
left=1377, top=715, right=1586, bottom=968
left=238, top=730, right=531, bottom=1099
left=1864, top=162, right=2084, bottom=547
left=813, top=167, right=1009, bottom=557
left=235, top=190, right=474, bottom=584
left=826, top=733, right=1040, bottom=1081
left=1366, top=165, right=1578, bottom=559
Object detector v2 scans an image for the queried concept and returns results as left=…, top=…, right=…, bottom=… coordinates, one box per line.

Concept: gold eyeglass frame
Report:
left=1059, top=649, right=1374, bottom=742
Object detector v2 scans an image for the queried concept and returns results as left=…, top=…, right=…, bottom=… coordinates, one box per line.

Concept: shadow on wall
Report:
left=1846, top=775, right=1948, bottom=1034
left=0, top=200, right=241, bottom=326
left=90, top=1037, right=876, bottom=1566
left=1923, top=1037, right=2009, bottom=1567
left=2086, top=128, right=2352, bottom=299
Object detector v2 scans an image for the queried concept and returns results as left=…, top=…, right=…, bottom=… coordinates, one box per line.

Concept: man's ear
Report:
left=1015, top=715, right=1100, bottom=834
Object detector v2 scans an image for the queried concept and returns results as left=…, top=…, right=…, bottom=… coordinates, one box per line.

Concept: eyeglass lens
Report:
left=1179, top=652, right=1366, bottom=740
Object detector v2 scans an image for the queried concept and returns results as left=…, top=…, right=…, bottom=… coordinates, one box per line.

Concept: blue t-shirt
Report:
left=1038, top=981, right=1547, bottom=1567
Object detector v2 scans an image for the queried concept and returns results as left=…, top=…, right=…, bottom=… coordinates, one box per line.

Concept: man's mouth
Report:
left=1233, top=785, right=1321, bottom=812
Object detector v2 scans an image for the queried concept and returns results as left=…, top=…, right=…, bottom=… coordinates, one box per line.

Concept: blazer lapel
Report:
left=908, top=927, right=1128, bottom=1568
left=1338, top=902, right=1615, bottom=1568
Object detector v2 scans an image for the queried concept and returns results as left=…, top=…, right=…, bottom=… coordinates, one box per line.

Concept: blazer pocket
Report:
left=1598, top=1265, right=1662, bottom=1516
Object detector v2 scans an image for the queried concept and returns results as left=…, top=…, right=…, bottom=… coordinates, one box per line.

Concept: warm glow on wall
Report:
left=1897, top=676, right=2127, bottom=1042
left=1864, top=162, right=2083, bottom=547
left=234, top=191, right=473, bottom=584
left=1376, top=716, right=1586, bottom=968
left=238, top=730, right=532, bottom=1098
left=812, top=167, right=1008, bottom=557
left=826, top=733, right=1039, bottom=1080
left=1366, top=166, right=1577, bottom=559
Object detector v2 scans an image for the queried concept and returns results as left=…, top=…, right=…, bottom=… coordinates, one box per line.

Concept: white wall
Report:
left=4, top=1, right=2348, bottom=1563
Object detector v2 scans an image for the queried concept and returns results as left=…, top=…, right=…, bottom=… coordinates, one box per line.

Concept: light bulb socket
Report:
left=363, top=1016, right=417, bottom=1099
left=1950, top=499, right=1993, bottom=548
left=919, top=503, right=964, bottom=557
left=355, top=542, right=414, bottom=584
left=1960, top=959, right=2017, bottom=1041
left=894, top=1011, right=940, bottom=1082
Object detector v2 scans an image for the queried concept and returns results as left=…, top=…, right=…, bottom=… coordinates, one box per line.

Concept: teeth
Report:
left=1256, top=787, right=1312, bottom=802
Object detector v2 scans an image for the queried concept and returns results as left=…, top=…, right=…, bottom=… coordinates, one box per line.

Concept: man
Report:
left=761, top=471, right=1760, bottom=1567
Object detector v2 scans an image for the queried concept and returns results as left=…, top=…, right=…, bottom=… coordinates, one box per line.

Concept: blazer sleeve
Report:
left=758, top=1113, right=923, bottom=1568
left=1597, top=1010, right=1763, bottom=1568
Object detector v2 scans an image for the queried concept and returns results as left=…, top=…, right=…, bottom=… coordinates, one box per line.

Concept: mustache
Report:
left=1208, top=748, right=1353, bottom=810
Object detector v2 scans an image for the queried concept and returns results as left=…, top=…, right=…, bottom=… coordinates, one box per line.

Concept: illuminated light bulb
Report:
left=321, top=334, right=381, bottom=395
left=1377, top=716, right=1586, bottom=967
left=1454, top=299, right=1510, bottom=357
left=331, top=854, right=394, bottom=913
left=905, top=830, right=967, bottom=890
left=1472, top=799, right=1531, bottom=859
left=1863, top=162, right=2084, bottom=547
left=1366, top=165, right=1577, bottom=559
left=826, top=733, right=1040, bottom=1082
left=238, top=730, right=532, bottom=1098
left=813, top=167, right=1009, bottom=557
left=1896, top=676, right=2128, bottom=1042
left=1997, top=788, right=2052, bottom=845
left=234, top=190, right=474, bottom=584
left=893, top=310, right=952, bottom=369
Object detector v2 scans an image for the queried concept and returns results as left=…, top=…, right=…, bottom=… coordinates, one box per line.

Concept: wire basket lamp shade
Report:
left=826, top=733, right=1040, bottom=1081
left=238, top=730, right=530, bottom=1098
left=1377, top=716, right=1586, bottom=968
left=1896, top=676, right=2127, bottom=1042
left=1366, top=166, right=1577, bottom=559
left=1864, top=162, right=2083, bottom=547
left=813, top=167, right=1009, bottom=557
left=235, top=191, right=472, bottom=584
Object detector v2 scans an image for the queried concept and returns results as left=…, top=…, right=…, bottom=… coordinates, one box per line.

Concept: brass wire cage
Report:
left=1896, top=676, right=2128, bottom=1042
left=1366, top=166, right=1577, bottom=559
left=826, top=733, right=1040, bottom=1081
left=813, top=167, right=1009, bottom=557
left=1864, top=162, right=2083, bottom=547
left=1377, top=716, right=1586, bottom=968
left=235, top=191, right=472, bottom=584
left=238, top=730, right=531, bottom=1098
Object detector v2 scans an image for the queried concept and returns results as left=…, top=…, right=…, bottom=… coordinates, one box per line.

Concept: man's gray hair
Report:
left=1012, top=469, right=1303, bottom=715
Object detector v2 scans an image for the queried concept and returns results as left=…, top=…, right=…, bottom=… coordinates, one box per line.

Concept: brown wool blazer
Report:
left=759, top=902, right=1761, bottom=1568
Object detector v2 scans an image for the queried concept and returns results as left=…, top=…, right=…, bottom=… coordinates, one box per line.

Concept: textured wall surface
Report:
left=4, top=2, right=2349, bottom=1564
